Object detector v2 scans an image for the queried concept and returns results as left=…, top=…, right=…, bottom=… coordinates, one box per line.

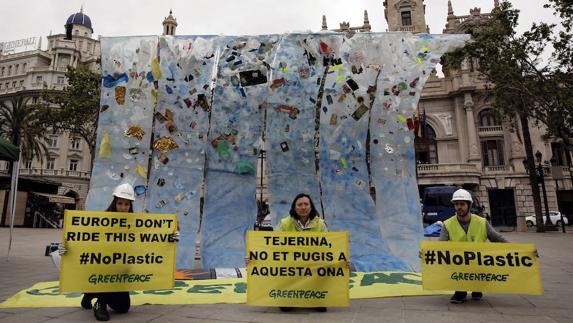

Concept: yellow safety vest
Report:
left=276, top=216, right=327, bottom=232
left=444, top=214, right=487, bottom=242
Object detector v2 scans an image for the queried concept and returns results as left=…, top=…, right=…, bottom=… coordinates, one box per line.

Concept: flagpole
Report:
left=7, top=149, right=22, bottom=258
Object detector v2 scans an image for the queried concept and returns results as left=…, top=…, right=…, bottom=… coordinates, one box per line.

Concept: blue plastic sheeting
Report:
left=146, top=36, right=217, bottom=268
left=87, top=33, right=469, bottom=271
left=266, top=34, right=324, bottom=225
left=369, top=34, right=468, bottom=271
left=316, top=34, right=410, bottom=272
left=424, top=222, right=443, bottom=237
left=87, top=36, right=158, bottom=213
left=201, top=36, right=276, bottom=268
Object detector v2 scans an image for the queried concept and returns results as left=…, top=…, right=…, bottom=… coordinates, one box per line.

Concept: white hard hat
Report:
left=451, top=189, right=473, bottom=204
left=113, top=183, right=135, bottom=201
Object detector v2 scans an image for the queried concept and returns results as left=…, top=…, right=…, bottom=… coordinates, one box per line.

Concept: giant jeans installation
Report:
left=88, top=33, right=468, bottom=271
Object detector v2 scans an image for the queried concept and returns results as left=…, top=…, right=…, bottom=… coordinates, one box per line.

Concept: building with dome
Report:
left=0, top=8, right=101, bottom=226
left=0, top=9, right=180, bottom=227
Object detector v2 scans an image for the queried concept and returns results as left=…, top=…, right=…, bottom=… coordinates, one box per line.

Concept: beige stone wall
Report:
left=384, top=0, right=428, bottom=33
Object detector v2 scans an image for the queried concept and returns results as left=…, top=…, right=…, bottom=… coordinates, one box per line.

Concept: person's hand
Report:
left=244, top=256, right=250, bottom=267
left=58, top=243, right=67, bottom=256
left=418, top=250, right=422, bottom=259
left=170, top=231, right=180, bottom=243
left=534, top=249, right=540, bottom=258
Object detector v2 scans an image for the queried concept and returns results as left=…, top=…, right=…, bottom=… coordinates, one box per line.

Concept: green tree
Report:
left=445, top=1, right=573, bottom=231
left=543, top=0, right=573, bottom=152
left=43, top=65, right=101, bottom=166
left=0, top=95, right=50, bottom=225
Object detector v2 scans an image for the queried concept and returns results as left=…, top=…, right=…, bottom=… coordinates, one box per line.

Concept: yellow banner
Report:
left=59, top=210, right=177, bottom=293
left=420, top=241, right=543, bottom=295
left=246, top=231, right=350, bottom=307
left=0, top=272, right=449, bottom=308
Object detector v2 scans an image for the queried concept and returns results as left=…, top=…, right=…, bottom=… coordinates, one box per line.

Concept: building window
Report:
left=23, top=160, right=32, bottom=169
left=46, top=158, right=55, bottom=170
left=47, top=136, right=58, bottom=148
left=57, top=76, right=65, bottom=84
left=415, top=126, right=438, bottom=164
left=32, top=96, right=38, bottom=104
left=8, top=65, right=12, bottom=76
left=481, top=139, right=505, bottom=166
left=36, top=75, right=43, bottom=83
left=401, top=11, right=412, bottom=26
left=22, top=63, right=27, bottom=72
left=59, top=55, right=71, bottom=67
left=19, top=80, right=24, bottom=88
left=478, top=108, right=501, bottom=127
left=12, top=81, right=16, bottom=88
left=15, top=64, right=19, bottom=74
left=551, top=142, right=571, bottom=166
left=70, top=138, right=81, bottom=150
left=69, top=159, right=79, bottom=171
left=1, top=67, right=4, bottom=76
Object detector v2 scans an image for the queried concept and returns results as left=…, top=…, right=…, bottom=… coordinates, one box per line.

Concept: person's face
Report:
left=116, top=198, right=131, bottom=213
left=295, top=196, right=311, bottom=220
left=454, top=201, right=470, bottom=218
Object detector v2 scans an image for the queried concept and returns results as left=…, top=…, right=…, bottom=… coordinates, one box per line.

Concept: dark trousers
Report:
left=85, top=292, right=130, bottom=313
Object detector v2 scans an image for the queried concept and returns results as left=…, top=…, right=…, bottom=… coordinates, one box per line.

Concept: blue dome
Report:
left=66, top=11, right=93, bottom=32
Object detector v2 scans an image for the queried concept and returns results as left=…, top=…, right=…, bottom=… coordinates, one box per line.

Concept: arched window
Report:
left=415, top=125, right=438, bottom=164
left=478, top=108, right=500, bottom=127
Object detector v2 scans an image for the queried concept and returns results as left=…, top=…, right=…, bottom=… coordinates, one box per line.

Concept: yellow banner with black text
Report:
left=59, top=210, right=177, bottom=293
left=246, top=231, right=350, bottom=307
left=420, top=241, right=543, bottom=294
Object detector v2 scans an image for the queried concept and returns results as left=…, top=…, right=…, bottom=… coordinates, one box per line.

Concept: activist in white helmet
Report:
left=58, top=181, right=179, bottom=321
left=441, top=187, right=510, bottom=305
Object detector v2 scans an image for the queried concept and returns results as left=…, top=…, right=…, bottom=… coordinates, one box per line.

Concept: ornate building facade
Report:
left=323, top=1, right=573, bottom=226
left=384, top=0, right=573, bottom=225
left=0, top=9, right=178, bottom=226
left=0, top=9, right=99, bottom=225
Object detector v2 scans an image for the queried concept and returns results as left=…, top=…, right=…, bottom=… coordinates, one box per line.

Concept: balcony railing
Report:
left=399, top=25, right=415, bottom=32
left=0, top=168, right=90, bottom=179
left=417, top=163, right=480, bottom=174
left=484, top=165, right=510, bottom=173
left=478, top=125, right=503, bottom=135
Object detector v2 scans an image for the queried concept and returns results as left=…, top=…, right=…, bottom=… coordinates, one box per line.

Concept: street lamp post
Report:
left=535, top=151, right=557, bottom=231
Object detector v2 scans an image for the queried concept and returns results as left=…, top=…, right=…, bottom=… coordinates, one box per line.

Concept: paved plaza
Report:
left=0, top=227, right=571, bottom=322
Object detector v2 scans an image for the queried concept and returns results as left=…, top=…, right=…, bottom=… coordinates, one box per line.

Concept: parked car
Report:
left=526, top=211, right=569, bottom=227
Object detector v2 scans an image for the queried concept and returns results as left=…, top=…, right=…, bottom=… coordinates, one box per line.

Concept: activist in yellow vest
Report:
left=276, top=215, right=328, bottom=232
left=444, top=214, right=487, bottom=242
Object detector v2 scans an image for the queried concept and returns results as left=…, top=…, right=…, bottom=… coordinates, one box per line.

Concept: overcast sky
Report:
left=0, top=1, right=560, bottom=44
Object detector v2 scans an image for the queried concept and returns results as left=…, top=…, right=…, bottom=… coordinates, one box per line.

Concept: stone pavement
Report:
left=0, top=227, right=571, bottom=323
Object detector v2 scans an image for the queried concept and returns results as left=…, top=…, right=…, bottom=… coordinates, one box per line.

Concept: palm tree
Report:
left=0, top=95, right=50, bottom=225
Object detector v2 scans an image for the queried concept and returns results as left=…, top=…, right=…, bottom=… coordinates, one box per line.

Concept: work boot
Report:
left=471, top=292, right=483, bottom=300
left=93, top=301, right=110, bottom=321
left=314, top=307, right=327, bottom=312
left=450, top=291, right=467, bottom=304
left=81, top=294, right=93, bottom=309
